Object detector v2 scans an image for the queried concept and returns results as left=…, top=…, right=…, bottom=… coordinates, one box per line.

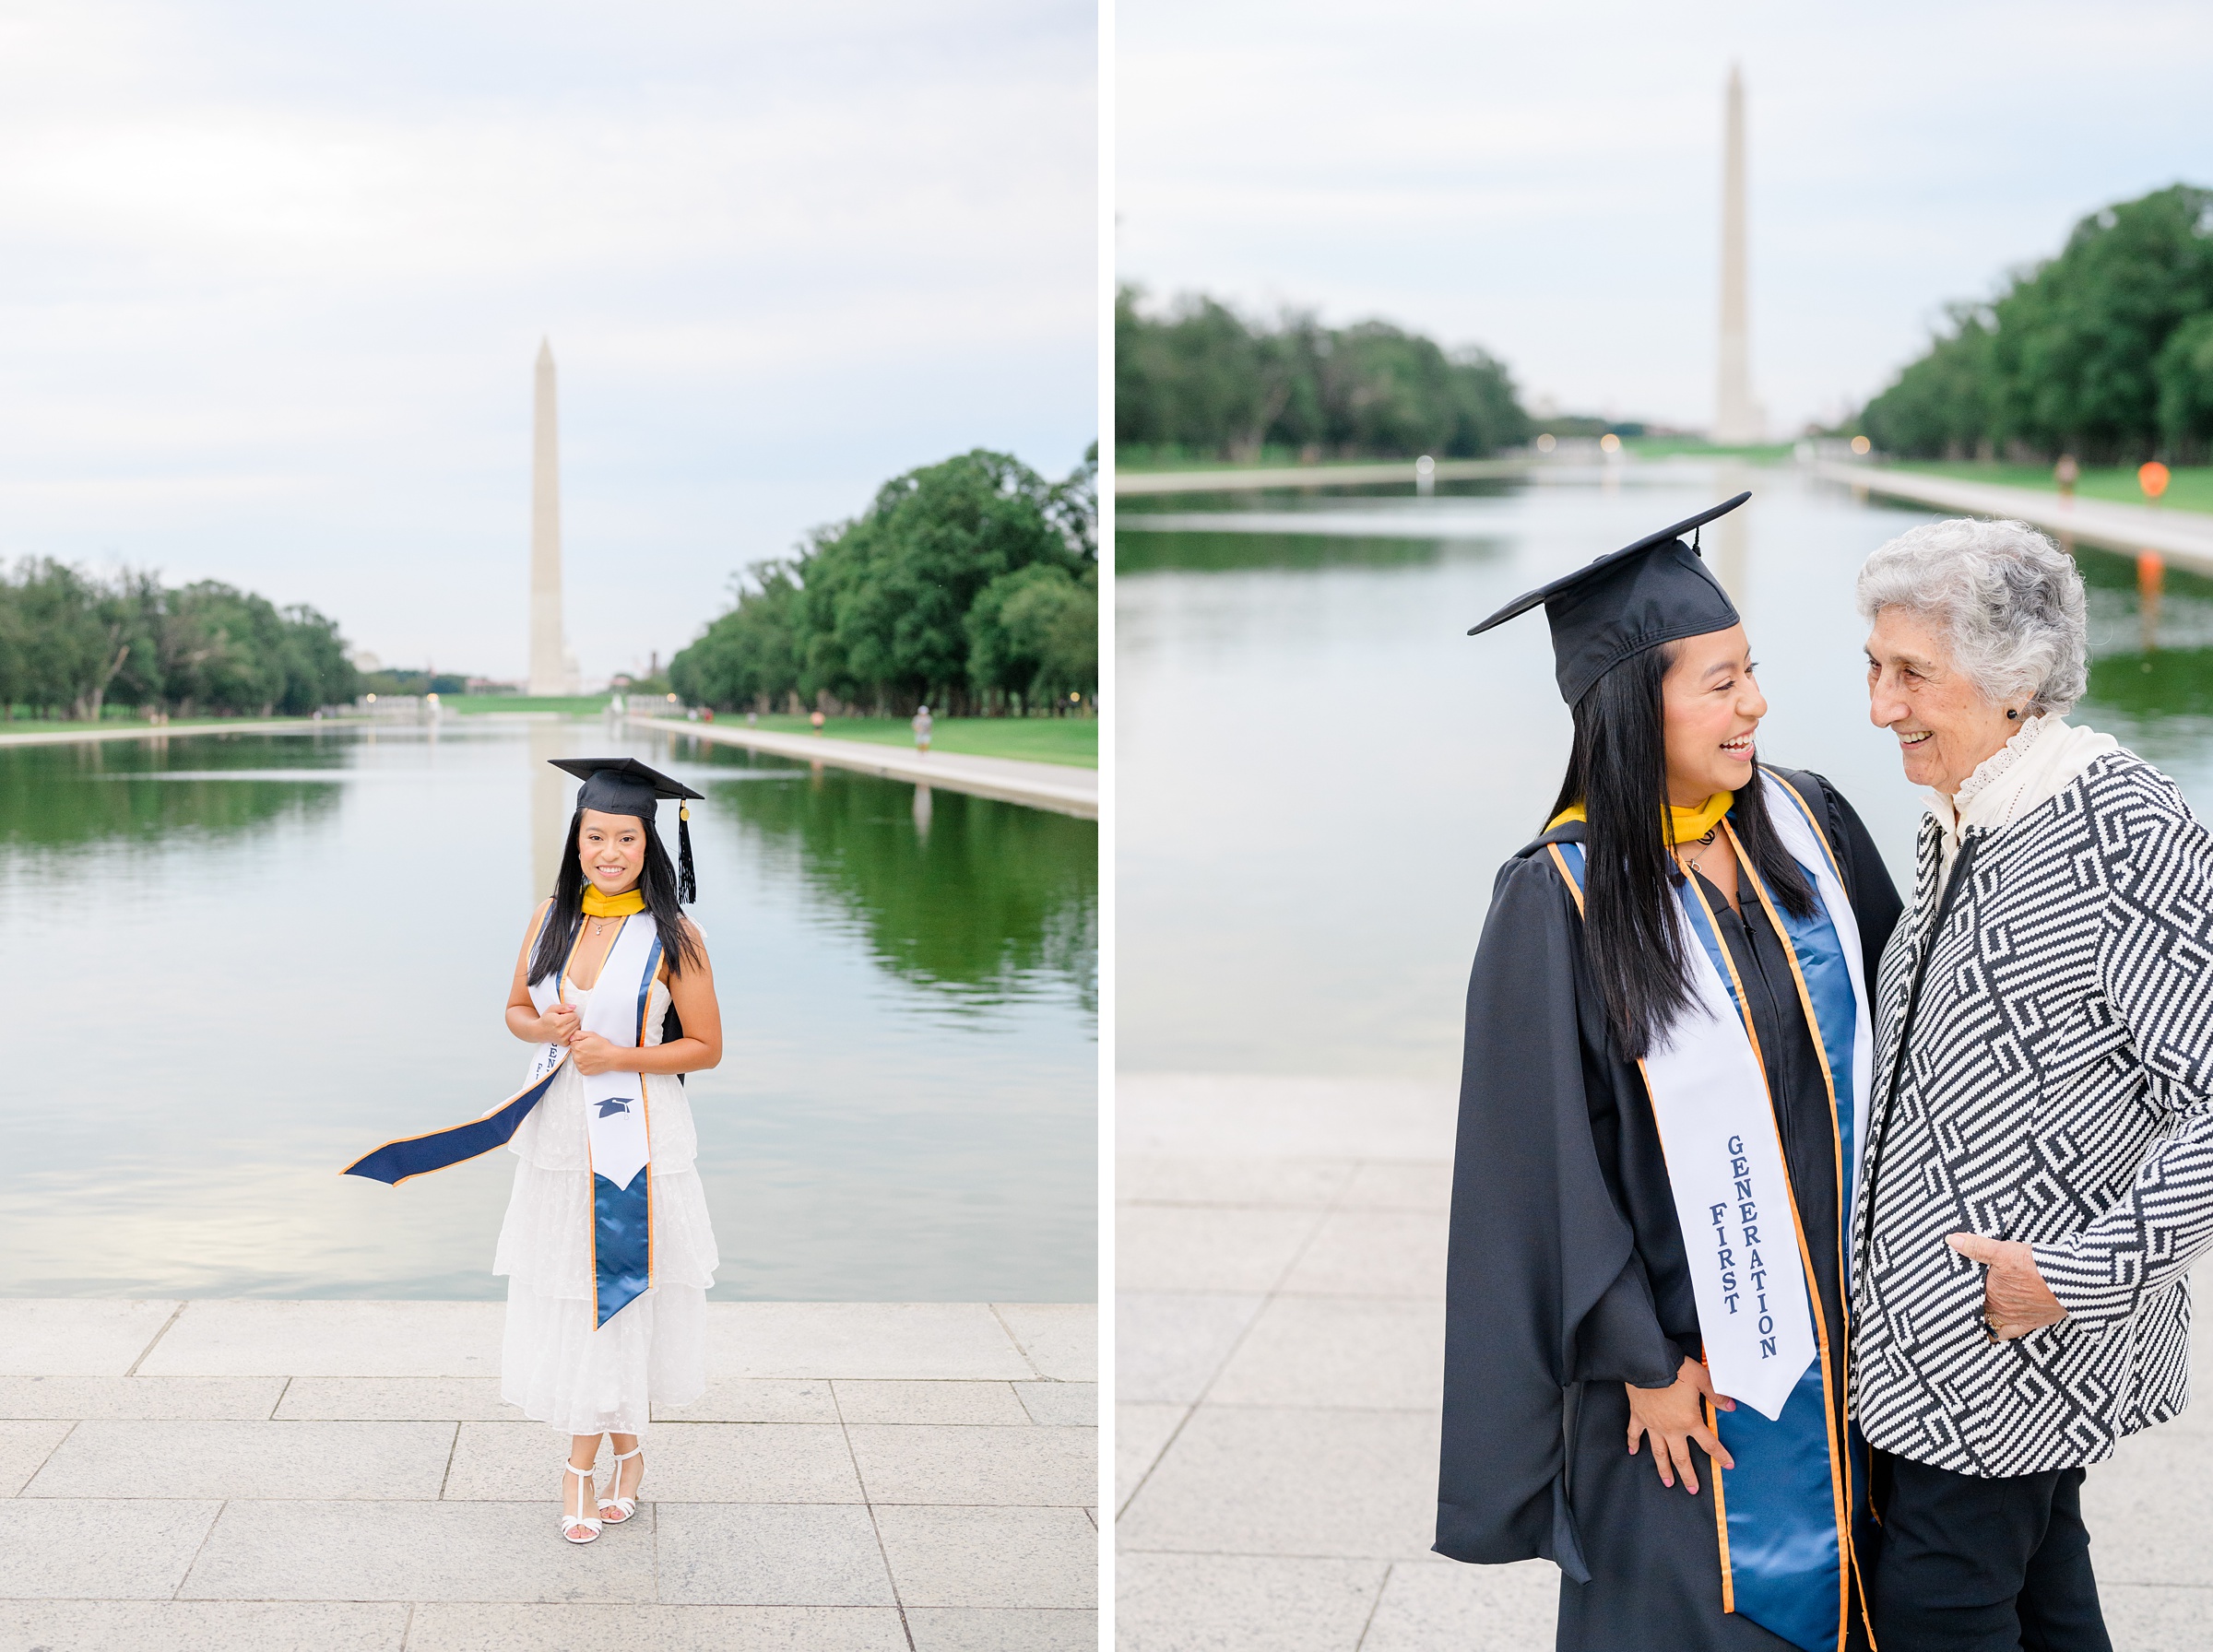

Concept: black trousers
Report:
left=1870, top=1452, right=2111, bottom=1652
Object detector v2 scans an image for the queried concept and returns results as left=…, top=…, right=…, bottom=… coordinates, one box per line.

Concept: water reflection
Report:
left=0, top=719, right=1096, bottom=1301
left=1119, top=463, right=2213, bottom=1080
left=689, top=745, right=1098, bottom=1013
left=0, top=739, right=340, bottom=856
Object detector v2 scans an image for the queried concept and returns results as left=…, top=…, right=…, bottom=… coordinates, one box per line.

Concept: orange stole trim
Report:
left=340, top=899, right=572, bottom=1185
left=1741, top=780, right=1883, bottom=1643
left=1707, top=1382, right=1734, bottom=1612
left=1712, top=824, right=1856, bottom=1650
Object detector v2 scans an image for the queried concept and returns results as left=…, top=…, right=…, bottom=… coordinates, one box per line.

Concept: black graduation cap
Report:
left=549, top=757, right=702, bottom=903
left=1466, top=492, right=1750, bottom=705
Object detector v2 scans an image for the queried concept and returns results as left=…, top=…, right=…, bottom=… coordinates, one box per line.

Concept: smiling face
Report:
left=1864, top=607, right=2021, bottom=798
left=576, top=808, right=647, bottom=896
left=1660, top=625, right=1767, bottom=808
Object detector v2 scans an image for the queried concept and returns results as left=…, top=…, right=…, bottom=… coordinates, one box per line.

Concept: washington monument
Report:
left=1712, top=65, right=1764, bottom=444
left=527, top=338, right=569, bottom=697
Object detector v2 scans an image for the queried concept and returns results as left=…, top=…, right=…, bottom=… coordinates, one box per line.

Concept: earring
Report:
left=2006, top=708, right=2019, bottom=721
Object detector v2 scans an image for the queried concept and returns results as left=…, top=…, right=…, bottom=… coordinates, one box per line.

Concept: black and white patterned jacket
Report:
left=1851, top=751, right=2213, bottom=1476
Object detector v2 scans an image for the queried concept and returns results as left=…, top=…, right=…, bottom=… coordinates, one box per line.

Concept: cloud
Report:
left=0, top=0, right=1097, bottom=678
left=1118, top=0, right=2213, bottom=433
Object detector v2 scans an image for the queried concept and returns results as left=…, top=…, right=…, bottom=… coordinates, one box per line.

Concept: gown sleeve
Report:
left=1434, top=850, right=1679, bottom=1576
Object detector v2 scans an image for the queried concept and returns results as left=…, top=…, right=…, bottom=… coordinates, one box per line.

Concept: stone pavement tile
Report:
left=408, top=1602, right=908, bottom=1650
left=905, top=1606, right=1098, bottom=1651
left=2082, top=1428, right=2213, bottom=1586
left=0, top=1420, right=73, bottom=1494
left=278, top=1377, right=518, bottom=1421
left=0, top=1600, right=408, bottom=1651
left=1362, top=1558, right=1559, bottom=1651
left=1117, top=1292, right=1264, bottom=1405
left=1115, top=1404, right=1188, bottom=1515
left=704, top=1304, right=1031, bottom=1380
left=833, top=1380, right=1031, bottom=1425
left=872, top=1504, right=1096, bottom=1608
left=1013, top=1381, right=1096, bottom=1426
left=138, top=1301, right=502, bottom=1377
left=22, top=1418, right=456, bottom=1500
left=1341, top=1162, right=1454, bottom=1211
left=444, top=1421, right=862, bottom=1503
left=1118, top=1205, right=1322, bottom=1292
left=1118, top=1155, right=1355, bottom=1208
left=655, top=1503, right=896, bottom=1605
left=2159, top=1301, right=2213, bottom=1435
left=991, top=1304, right=1096, bottom=1382
left=0, top=1300, right=179, bottom=1376
left=0, top=1375, right=285, bottom=1421
left=846, top=1424, right=1095, bottom=1506
left=1210, top=1295, right=1444, bottom=1410
left=2101, top=1584, right=2213, bottom=1651
left=657, top=1378, right=839, bottom=1423
left=180, top=1500, right=656, bottom=1601
left=1117, top=1552, right=1389, bottom=1652
left=1120, top=1074, right=1454, bottom=1161
left=1118, top=1405, right=1441, bottom=1561
left=0, top=1498, right=220, bottom=1599
left=1278, top=1210, right=1448, bottom=1298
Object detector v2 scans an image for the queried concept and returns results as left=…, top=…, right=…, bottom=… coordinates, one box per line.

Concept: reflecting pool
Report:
left=1118, top=461, right=2213, bottom=1080
left=0, top=717, right=1096, bottom=1301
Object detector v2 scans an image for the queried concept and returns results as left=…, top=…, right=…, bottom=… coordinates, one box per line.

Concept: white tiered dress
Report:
left=494, top=972, right=719, bottom=1437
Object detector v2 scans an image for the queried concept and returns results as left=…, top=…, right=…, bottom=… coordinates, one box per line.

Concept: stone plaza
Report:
left=0, top=1298, right=1096, bottom=1651
left=1117, top=1074, right=2213, bottom=1651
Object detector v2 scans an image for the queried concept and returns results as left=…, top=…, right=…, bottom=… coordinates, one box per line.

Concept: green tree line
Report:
left=669, top=446, right=1096, bottom=718
left=1116, top=285, right=1532, bottom=462
left=1862, top=183, right=2213, bottom=462
left=0, top=560, right=358, bottom=721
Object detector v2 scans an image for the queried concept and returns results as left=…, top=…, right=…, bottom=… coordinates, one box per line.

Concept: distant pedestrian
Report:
left=810, top=710, right=825, bottom=734
left=912, top=704, right=933, bottom=753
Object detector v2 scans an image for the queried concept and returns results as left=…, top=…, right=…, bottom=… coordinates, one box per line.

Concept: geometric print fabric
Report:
left=1852, top=754, right=2213, bottom=1476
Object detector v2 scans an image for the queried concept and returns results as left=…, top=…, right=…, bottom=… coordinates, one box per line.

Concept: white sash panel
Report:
left=527, top=912, right=660, bottom=1192
left=1641, top=907, right=1817, bottom=1422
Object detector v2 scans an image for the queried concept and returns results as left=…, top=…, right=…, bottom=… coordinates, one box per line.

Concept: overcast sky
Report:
left=1118, top=0, right=2213, bottom=436
left=0, top=0, right=1095, bottom=680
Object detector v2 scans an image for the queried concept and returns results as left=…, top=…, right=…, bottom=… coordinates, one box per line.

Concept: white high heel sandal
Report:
left=598, top=1446, right=644, bottom=1524
left=561, top=1460, right=604, bottom=1544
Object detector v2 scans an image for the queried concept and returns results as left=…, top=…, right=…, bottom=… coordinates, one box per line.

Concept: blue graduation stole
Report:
left=1550, top=775, right=1874, bottom=1652
left=344, top=906, right=662, bottom=1328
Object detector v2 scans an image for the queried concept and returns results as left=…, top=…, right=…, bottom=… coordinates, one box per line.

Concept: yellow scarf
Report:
left=1547, top=791, right=1734, bottom=843
left=580, top=885, right=647, bottom=917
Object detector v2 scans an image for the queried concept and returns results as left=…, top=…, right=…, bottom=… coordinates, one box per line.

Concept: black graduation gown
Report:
left=1434, top=769, right=1903, bottom=1651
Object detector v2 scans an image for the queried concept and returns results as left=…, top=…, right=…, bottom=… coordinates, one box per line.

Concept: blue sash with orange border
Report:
left=1548, top=773, right=1873, bottom=1652
left=343, top=904, right=660, bottom=1328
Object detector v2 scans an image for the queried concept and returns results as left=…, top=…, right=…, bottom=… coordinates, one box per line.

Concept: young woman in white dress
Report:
left=499, top=759, right=723, bottom=1544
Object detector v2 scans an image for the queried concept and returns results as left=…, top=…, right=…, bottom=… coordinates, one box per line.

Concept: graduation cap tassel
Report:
left=678, top=806, right=696, bottom=904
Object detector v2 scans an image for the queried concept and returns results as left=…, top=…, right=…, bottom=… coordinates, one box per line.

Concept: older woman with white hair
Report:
left=1853, top=516, right=2213, bottom=1650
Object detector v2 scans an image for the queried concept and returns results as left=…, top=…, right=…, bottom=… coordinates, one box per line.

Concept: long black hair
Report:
left=1548, top=641, right=1814, bottom=1059
left=527, top=808, right=704, bottom=986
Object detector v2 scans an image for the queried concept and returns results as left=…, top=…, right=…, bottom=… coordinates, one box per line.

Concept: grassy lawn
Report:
left=1890, top=461, right=2213, bottom=516
left=1623, top=437, right=1796, bottom=463
left=440, top=694, right=621, bottom=715
left=706, top=713, right=1096, bottom=768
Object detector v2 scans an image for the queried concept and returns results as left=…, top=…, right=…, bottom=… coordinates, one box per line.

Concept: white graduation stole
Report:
left=1551, top=789, right=1868, bottom=1422
left=528, top=914, right=659, bottom=1193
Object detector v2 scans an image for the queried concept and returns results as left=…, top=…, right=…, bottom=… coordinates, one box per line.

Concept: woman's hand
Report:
left=535, top=1003, right=581, bottom=1046
left=1627, top=1357, right=1736, bottom=1494
left=1947, top=1233, right=2067, bottom=1340
left=568, top=1030, right=627, bottom=1077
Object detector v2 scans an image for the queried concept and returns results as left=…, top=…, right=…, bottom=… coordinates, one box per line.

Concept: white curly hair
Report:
left=1854, top=517, right=2089, bottom=715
